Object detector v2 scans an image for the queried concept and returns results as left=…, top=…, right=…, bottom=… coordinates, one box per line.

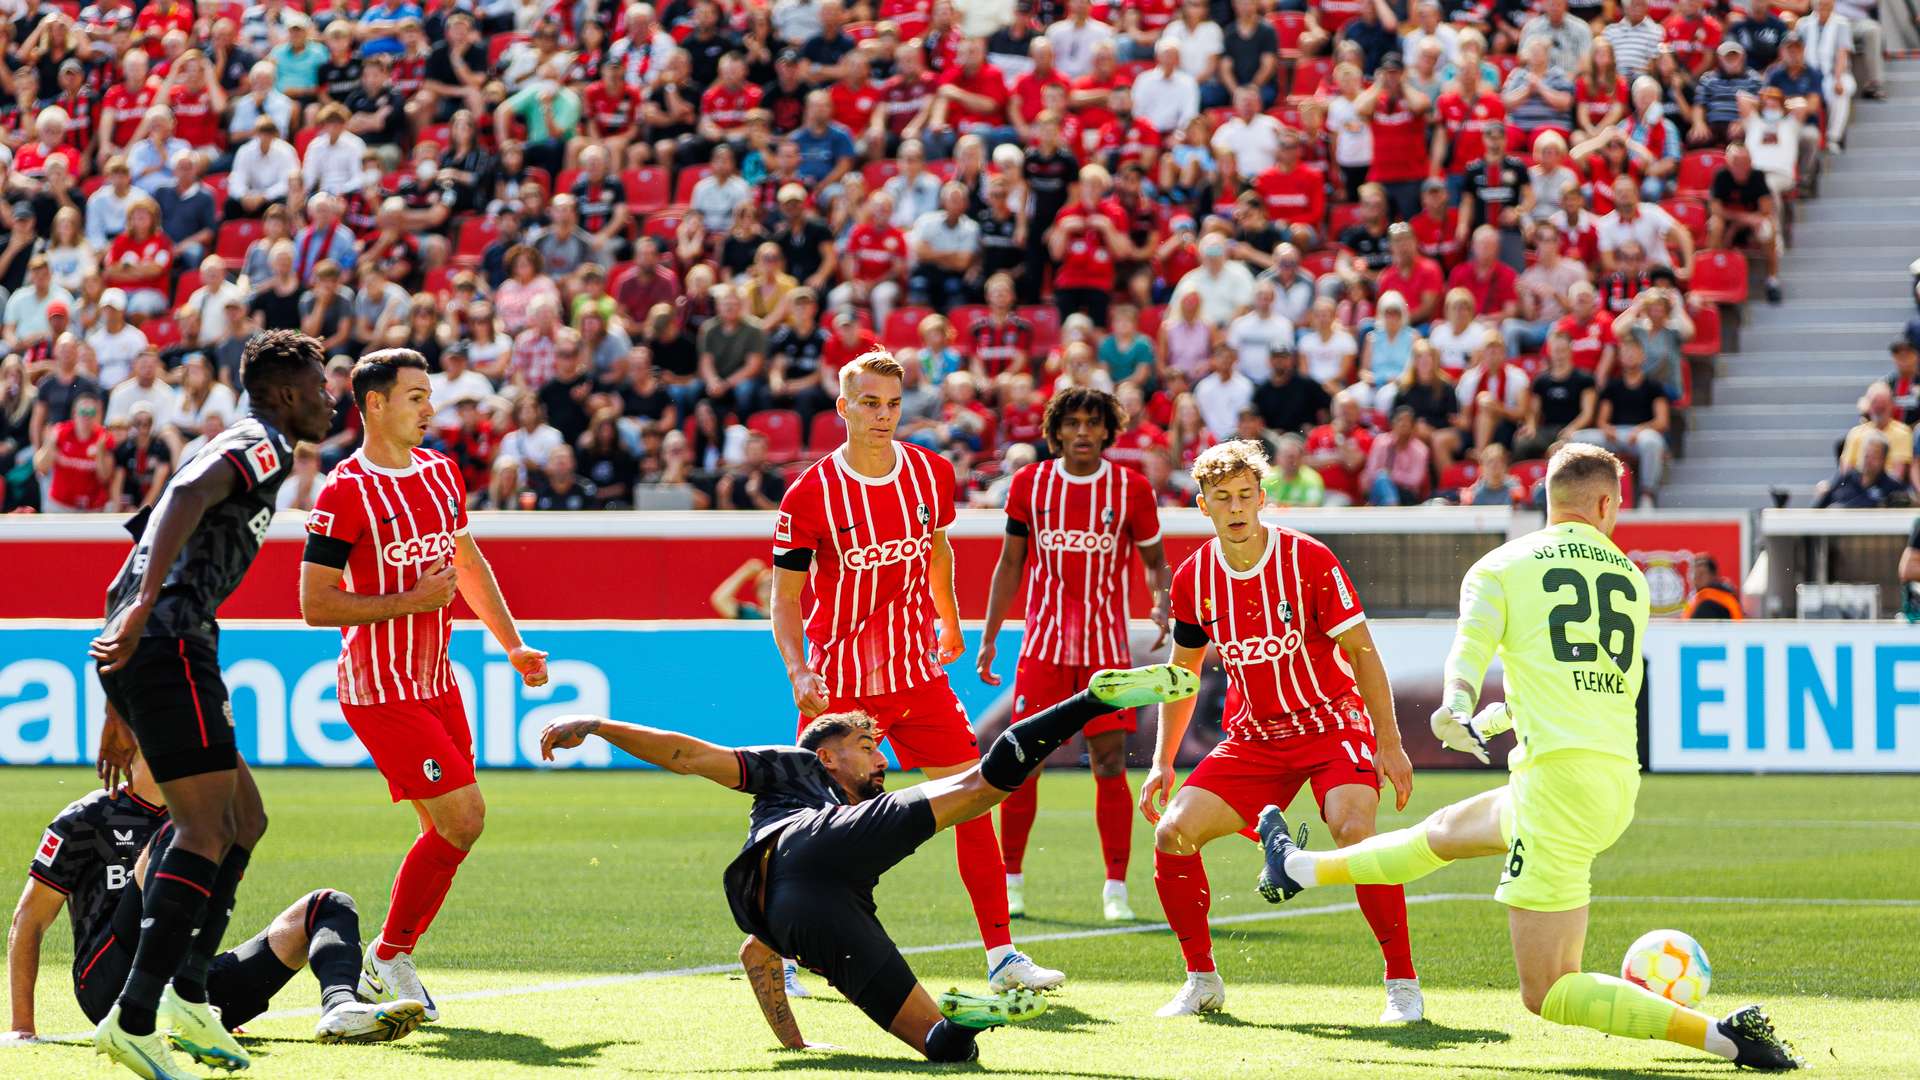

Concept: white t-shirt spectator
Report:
left=1402, top=24, right=1461, bottom=65
left=1456, top=360, right=1529, bottom=414
left=229, top=137, right=302, bottom=204
left=1161, top=19, right=1225, bottom=80
left=302, top=128, right=369, bottom=196
left=1329, top=94, right=1373, bottom=168
left=1226, top=309, right=1296, bottom=383
left=5, top=286, right=73, bottom=343
left=884, top=172, right=943, bottom=229
left=1428, top=320, right=1490, bottom=374
left=187, top=280, right=249, bottom=344
left=1194, top=368, right=1256, bottom=439
left=909, top=210, right=980, bottom=262
left=171, top=382, right=238, bottom=437
left=1133, top=67, right=1201, bottom=134
left=498, top=422, right=563, bottom=475
left=1597, top=202, right=1679, bottom=267
left=1171, top=262, right=1257, bottom=327
left=689, top=173, right=752, bottom=231
left=1298, top=326, right=1359, bottom=386
left=1744, top=110, right=1805, bottom=186
left=430, top=369, right=496, bottom=426
left=107, top=378, right=178, bottom=427
left=1043, top=17, right=1115, bottom=77
left=1211, top=114, right=1286, bottom=177
left=87, top=323, right=148, bottom=387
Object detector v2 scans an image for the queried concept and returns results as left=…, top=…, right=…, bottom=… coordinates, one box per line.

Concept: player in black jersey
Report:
left=6, top=754, right=427, bottom=1047
left=537, top=664, right=1199, bottom=1063
left=87, top=330, right=334, bottom=1079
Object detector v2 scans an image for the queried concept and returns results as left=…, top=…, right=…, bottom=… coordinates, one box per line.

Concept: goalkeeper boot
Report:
left=1255, top=805, right=1310, bottom=904
left=1716, top=1005, right=1801, bottom=1071
left=937, top=987, right=1048, bottom=1029
left=1089, top=665, right=1199, bottom=709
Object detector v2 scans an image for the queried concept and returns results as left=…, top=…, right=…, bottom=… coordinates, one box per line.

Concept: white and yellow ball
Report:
left=1621, top=929, right=1711, bottom=1008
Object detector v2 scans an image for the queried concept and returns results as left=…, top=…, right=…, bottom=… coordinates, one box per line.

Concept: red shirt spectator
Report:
left=846, top=220, right=907, bottom=283
left=168, top=84, right=219, bottom=148
left=1377, top=255, right=1445, bottom=322
left=880, top=0, right=932, bottom=39
left=700, top=80, right=764, bottom=131
left=1317, top=0, right=1369, bottom=32
left=1093, top=111, right=1159, bottom=168
left=1575, top=74, right=1631, bottom=129
left=936, top=55, right=1010, bottom=130
left=1366, top=85, right=1429, bottom=184
left=47, top=415, right=112, bottom=510
left=1434, top=89, right=1505, bottom=176
left=1409, top=196, right=1463, bottom=266
left=99, top=79, right=155, bottom=150
left=1107, top=418, right=1169, bottom=471
left=879, top=64, right=932, bottom=135
left=1663, top=4, right=1724, bottom=74
left=830, top=78, right=882, bottom=134
left=1447, top=257, right=1518, bottom=317
left=1253, top=159, right=1326, bottom=230
left=1556, top=308, right=1615, bottom=372
left=1000, top=400, right=1044, bottom=446
left=15, top=141, right=80, bottom=178
left=135, top=1, right=194, bottom=58
left=1052, top=197, right=1130, bottom=292
left=1009, top=66, right=1070, bottom=126
left=108, top=229, right=174, bottom=280
left=1070, top=71, right=1121, bottom=132
left=821, top=324, right=882, bottom=378
left=586, top=79, right=644, bottom=135
left=1305, top=419, right=1373, bottom=502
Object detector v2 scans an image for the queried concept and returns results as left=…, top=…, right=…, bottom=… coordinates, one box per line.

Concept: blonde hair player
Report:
left=1141, top=440, right=1419, bottom=1021
left=1256, top=444, right=1801, bottom=1071
left=768, top=349, right=1064, bottom=998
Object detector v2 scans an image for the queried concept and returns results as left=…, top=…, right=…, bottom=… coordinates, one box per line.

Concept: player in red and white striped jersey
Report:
left=771, top=349, right=1063, bottom=995
left=1139, top=440, right=1422, bottom=1023
left=978, top=387, right=1172, bottom=922
left=299, top=349, right=548, bottom=1023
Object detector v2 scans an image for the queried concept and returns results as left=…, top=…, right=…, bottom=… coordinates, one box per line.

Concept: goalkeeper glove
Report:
left=1430, top=701, right=1508, bottom=765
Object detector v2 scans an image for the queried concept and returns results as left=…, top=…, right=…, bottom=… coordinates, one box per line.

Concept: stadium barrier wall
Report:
left=0, top=508, right=1743, bottom=621
left=2, top=618, right=1913, bottom=773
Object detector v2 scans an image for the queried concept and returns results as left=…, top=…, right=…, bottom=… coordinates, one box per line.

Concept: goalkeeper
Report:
left=1250, top=444, right=1800, bottom=1072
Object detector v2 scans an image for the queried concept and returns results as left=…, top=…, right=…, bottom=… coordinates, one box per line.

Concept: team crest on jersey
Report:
left=916, top=505, right=931, bottom=525
left=422, top=758, right=442, bottom=783
left=1101, top=507, right=1115, bottom=526
left=34, top=829, right=60, bottom=866
left=306, top=509, right=336, bottom=535
left=1276, top=600, right=1293, bottom=624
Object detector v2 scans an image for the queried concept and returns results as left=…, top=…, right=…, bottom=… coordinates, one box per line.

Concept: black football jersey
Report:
left=103, top=416, right=294, bottom=640
left=27, top=787, right=167, bottom=980
left=722, top=746, right=847, bottom=938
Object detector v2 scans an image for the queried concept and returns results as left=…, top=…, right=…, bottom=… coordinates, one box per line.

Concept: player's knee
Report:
left=1088, top=745, right=1126, bottom=778
left=438, top=803, right=486, bottom=849
left=1327, top=811, right=1374, bottom=847
left=1153, top=817, right=1199, bottom=855
left=1519, top=981, right=1552, bottom=1016
left=312, top=889, right=358, bottom=922
left=234, top=804, right=268, bottom=850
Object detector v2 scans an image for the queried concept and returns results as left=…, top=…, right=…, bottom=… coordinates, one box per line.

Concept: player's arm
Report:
left=928, top=529, right=964, bottom=665
left=740, top=935, right=807, bottom=1049
left=1433, top=559, right=1509, bottom=762
left=1139, top=637, right=1208, bottom=823
left=298, top=559, right=454, bottom=627
left=537, top=715, right=743, bottom=788
left=450, top=531, right=548, bottom=687
left=1333, top=619, right=1411, bottom=810
left=5, top=877, right=65, bottom=1040
left=88, top=451, right=244, bottom=672
left=770, top=565, right=828, bottom=716
left=976, top=527, right=1028, bottom=686
left=1139, top=541, right=1174, bottom=649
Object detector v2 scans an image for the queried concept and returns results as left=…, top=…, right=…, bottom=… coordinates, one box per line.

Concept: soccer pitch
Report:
left=5, top=766, right=1916, bottom=1079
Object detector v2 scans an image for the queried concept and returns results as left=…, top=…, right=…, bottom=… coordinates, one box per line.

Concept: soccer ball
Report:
left=1621, top=929, right=1711, bottom=1007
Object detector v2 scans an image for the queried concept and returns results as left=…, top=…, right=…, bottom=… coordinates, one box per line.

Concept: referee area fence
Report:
left=1, top=508, right=1914, bottom=774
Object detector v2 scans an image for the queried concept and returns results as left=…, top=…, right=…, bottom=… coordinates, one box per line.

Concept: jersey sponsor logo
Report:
left=106, top=864, right=130, bottom=891
left=1216, top=630, right=1306, bottom=667
left=113, top=829, right=135, bottom=845
left=381, top=531, right=457, bottom=568
left=1036, top=528, right=1117, bottom=554
left=1330, top=564, right=1354, bottom=610
left=774, top=512, right=792, bottom=544
left=34, top=829, right=61, bottom=866
left=247, top=507, right=272, bottom=544
left=841, top=535, right=933, bottom=571
left=246, top=439, right=281, bottom=480
left=306, top=509, right=336, bottom=536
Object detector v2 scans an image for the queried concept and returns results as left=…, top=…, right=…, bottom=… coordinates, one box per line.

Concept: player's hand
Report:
left=975, top=635, right=1000, bottom=685
left=97, top=704, right=138, bottom=791
left=510, top=645, right=549, bottom=688
left=1377, top=742, right=1414, bottom=811
left=936, top=621, right=964, bottom=666
left=405, top=559, right=458, bottom=613
left=88, top=597, right=151, bottom=673
left=1138, top=765, right=1175, bottom=824
left=1429, top=705, right=1490, bottom=765
left=538, top=715, right=602, bottom=760
left=1149, top=591, right=1172, bottom=651
left=791, top=668, right=830, bottom=718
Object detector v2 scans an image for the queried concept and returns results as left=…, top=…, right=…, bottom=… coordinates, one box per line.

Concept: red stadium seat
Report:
left=1491, top=53, right=1521, bottom=81
left=807, top=410, right=846, bottom=454
left=883, top=305, right=932, bottom=349
left=1682, top=301, right=1721, bottom=358
left=1690, top=249, right=1749, bottom=305
left=1328, top=202, right=1363, bottom=236
left=555, top=167, right=582, bottom=194
left=1271, top=11, right=1308, bottom=53
left=424, top=265, right=458, bottom=298
left=1290, top=58, right=1331, bottom=99
left=214, top=218, right=263, bottom=260
left=948, top=304, right=988, bottom=352
left=1662, top=198, right=1709, bottom=246
left=523, top=166, right=551, bottom=195
left=455, top=215, right=500, bottom=258
left=748, top=409, right=805, bottom=462
left=643, top=212, right=681, bottom=243
left=203, top=173, right=227, bottom=205
left=1676, top=150, right=1725, bottom=198
left=623, top=167, right=670, bottom=214
left=142, top=318, right=181, bottom=350
left=1020, top=305, right=1061, bottom=353
left=672, top=165, right=712, bottom=207
left=1136, top=304, right=1164, bottom=339
left=293, top=126, right=320, bottom=157
left=1302, top=248, right=1343, bottom=276
left=862, top=160, right=901, bottom=189
left=171, top=268, right=202, bottom=306
left=1440, top=462, right=1480, bottom=491
left=488, top=32, right=526, bottom=69
left=418, top=124, right=451, bottom=151
left=1512, top=458, right=1549, bottom=492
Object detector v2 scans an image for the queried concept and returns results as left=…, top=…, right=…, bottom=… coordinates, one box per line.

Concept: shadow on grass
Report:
left=1019, top=1001, right=1112, bottom=1034
left=409, top=1025, right=617, bottom=1067
left=616, top=1050, right=1139, bottom=1077
left=1339, top=1055, right=1730, bottom=1078
left=1250, top=1019, right=1514, bottom=1049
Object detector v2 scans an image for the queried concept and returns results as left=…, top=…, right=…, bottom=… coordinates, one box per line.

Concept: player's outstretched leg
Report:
left=306, top=891, right=428, bottom=1044
left=1257, top=787, right=1512, bottom=902
left=1536, top=973, right=1801, bottom=1072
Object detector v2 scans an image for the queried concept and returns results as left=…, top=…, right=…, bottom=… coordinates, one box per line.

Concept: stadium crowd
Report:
left=0, top=0, right=1880, bottom=515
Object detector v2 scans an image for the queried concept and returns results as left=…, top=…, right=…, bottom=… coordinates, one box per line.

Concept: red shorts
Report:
left=797, top=674, right=977, bottom=770
left=341, top=692, right=477, bottom=803
left=1181, top=723, right=1379, bottom=830
left=1013, top=658, right=1135, bottom=737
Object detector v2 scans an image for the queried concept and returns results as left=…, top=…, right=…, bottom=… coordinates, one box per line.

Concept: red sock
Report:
left=1153, top=849, right=1214, bottom=973
left=376, top=829, right=468, bottom=960
left=953, top=815, right=1012, bottom=950
left=997, top=774, right=1039, bottom=876
left=1355, top=884, right=1416, bottom=981
left=1093, top=773, right=1132, bottom=881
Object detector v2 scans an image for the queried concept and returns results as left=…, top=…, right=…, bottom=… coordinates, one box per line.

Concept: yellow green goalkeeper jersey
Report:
left=1444, top=520, right=1648, bottom=768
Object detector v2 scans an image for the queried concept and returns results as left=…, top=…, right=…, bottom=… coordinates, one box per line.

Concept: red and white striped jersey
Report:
left=304, top=449, right=469, bottom=706
left=772, top=443, right=955, bottom=698
left=1004, top=460, right=1163, bottom=668
left=1171, top=525, right=1371, bottom=741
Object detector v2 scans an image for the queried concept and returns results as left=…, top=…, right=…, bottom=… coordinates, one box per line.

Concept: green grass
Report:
left=4, top=766, right=1917, bottom=1078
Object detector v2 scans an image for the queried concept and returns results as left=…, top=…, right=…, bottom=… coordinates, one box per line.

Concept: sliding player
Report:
left=8, top=750, right=425, bottom=1047
left=978, top=386, right=1172, bottom=921
left=299, top=349, right=549, bottom=1023
left=87, top=330, right=335, bottom=1078
left=1141, top=440, right=1420, bottom=1021
left=1256, top=444, right=1800, bottom=1070
left=537, top=665, right=1198, bottom=1061
left=771, top=349, right=1059, bottom=994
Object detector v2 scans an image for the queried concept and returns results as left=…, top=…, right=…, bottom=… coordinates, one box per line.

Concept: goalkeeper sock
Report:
left=1296, top=822, right=1451, bottom=887
left=1539, top=972, right=1736, bottom=1059
left=980, top=690, right=1109, bottom=791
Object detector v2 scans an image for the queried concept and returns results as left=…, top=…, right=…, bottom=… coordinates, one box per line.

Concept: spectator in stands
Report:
left=1504, top=226, right=1588, bottom=356
left=1765, top=36, right=1826, bottom=148
left=531, top=443, right=597, bottom=510
left=715, top=430, right=788, bottom=511
left=1794, top=0, right=1856, bottom=148
left=1578, top=337, right=1672, bottom=504
left=909, top=181, right=982, bottom=307
left=1517, top=327, right=1599, bottom=458
left=1457, top=338, right=1529, bottom=456
left=1608, top=283, right=1693, bottom=398
left=499, top=398, right=563, bottom=478
left=1620, top=75, right=1684, bottom=200
left=105, top=349, right=176, bottom=428
left=228, top=117, right=302, bottom=219
left=1262, top=432, right=1326, bottom=506
left=1172, top=234, right=1257, bottom=327
left=1692, top=41, right=1762, bottom=147
left=1741, top=87, right=1816, bottom=201
left=292, top=193, right=357, bottom=283
left=1503, top=36, right=1575, bottom=139
left=155, top=153, right=216, bottom=269
left=1134, top=37, right=1200, bottom=137
left=4, top=257, right=72, bottom=352
left=1814, top=430, right=1907, bottom=507
left=1305, top=389, right=1372, bottom=507
left=1461, top=443, right=1531, bottom=505
left=1194, top=342, right=1255, bottom=440
left=1448, top=225, right=1520, bottom=322
left=698, top=283, right=769, bottom=416
left=1728, top=0, right=1792, bottom=73
left=1362, top=406, right=1432, bottom=505
left=1357, top=290, right=1417, bottom=409
left=1707, top=142, right=1782, bottom=302
left=108, top=400, right=172, bottom=511
left=298, top=261, right=353, bottom=354
left=1840, top=381, right=1914, bottom=474
left=34, top=390, right=111, bottom=512
left=1598, top=172, right=1692, bottom=275
left=1886, top=341, right=1920, bottom=424
left=1457, top=123, right=1527, bottom=267
left=1684, top=555, right=1745, bottom=617
left=1523, top=0, right=1594, bottom=73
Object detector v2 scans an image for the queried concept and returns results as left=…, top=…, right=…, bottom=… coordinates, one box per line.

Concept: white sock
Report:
left=1703, top=1023, right=1738, bottom=1061
left=1103, top=879, right=1127, bottom=898
left=1283, top=849, right=1320, bottom=887
left=1005, top=872, right=1023, bottom=888
left=986, top=944, right=1018, bottom=970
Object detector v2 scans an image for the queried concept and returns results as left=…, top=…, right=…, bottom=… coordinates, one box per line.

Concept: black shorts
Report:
left=99, top=636, right=236, bottom=783
left=74, top=927, right=299, bottom=1028
left=760, top=789, right=937, bottom=1028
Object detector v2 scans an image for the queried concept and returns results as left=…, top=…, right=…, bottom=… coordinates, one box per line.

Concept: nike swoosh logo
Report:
left=381, top=514, right=398, bottom=524
left=1199, top=617, right=1221, bottom=626
left=838, top=524, right=858, bottom=533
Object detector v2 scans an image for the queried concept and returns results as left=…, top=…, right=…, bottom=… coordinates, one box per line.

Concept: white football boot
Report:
left=1155, top=971, right=1227, bottom=1017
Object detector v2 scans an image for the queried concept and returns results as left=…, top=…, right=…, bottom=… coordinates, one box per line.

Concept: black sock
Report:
left=116, top=847, right=219, bottom=1035
left=923, top=1018, right=980, bottom=1062
left=172, top=845, right=250, bottom=1005
left=306, top=890, right=364, bottom=1013
left=980, top=690, right=1112, bottom=791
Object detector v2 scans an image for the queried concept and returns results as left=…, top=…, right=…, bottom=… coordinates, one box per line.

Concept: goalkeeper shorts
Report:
left=1496, top=750, right=1640, bottom=913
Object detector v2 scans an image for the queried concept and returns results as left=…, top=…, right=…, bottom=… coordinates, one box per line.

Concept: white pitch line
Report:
left=1637, top=817, right=1920, bottom=830
left=25, top=891, right=1919, bottom=1045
